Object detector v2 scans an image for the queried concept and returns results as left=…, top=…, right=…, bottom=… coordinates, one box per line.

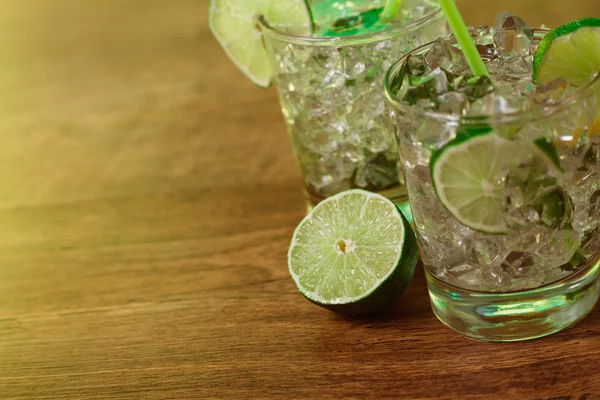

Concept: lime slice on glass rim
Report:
left=533, top=17, right=600, bottom=86
left=208, top=0, right=314, bottom=87
left=288, top=189, right=417, bottom=316
left=430, top=127, right=515, bottom=234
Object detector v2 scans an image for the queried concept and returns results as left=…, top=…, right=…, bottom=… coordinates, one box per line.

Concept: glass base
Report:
left=303, top=183, right=412, bottom=222
left=426, top=254, right=600, bottom=342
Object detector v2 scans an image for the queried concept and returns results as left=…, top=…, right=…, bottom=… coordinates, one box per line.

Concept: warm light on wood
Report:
left=1, top=0, right=600, bottom=398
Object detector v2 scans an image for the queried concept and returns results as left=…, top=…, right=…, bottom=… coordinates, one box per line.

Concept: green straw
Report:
left=379, top=0, right=402, bottom=23
left=438, top=0, right=489, bottom=77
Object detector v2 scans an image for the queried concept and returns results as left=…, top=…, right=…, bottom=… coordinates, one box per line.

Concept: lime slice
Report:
left=288, top=189, right=417, bottom=315
left=208, top=0, right=313, bottom=87
left=533, top=137, right=564, bottom=172
left=533, top=18, right=600, bottom=86
left=430, top=128, right=515, bottom=234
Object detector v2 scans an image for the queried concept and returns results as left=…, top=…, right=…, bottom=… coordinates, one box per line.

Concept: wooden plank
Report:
left=1, top=0, right=600, bottom=398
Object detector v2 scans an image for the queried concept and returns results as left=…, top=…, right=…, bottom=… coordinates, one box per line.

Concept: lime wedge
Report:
left=430, top=128, right=514, bottom=234
left=533, top=18, right=600, bottom=86
left=288, top=189, right=417, bottom=315
left=208, top=0, right=313, bottom=87
left=533, top=137, right=564, bottom=172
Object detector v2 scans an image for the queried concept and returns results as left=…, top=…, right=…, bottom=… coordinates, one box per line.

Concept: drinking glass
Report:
left=384, top=31, right=600, bottom=341
left=260, top=3, right=448, bottom=213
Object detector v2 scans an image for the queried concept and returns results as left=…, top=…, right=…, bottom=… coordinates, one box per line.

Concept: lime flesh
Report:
left=288, top=189, right=417, bottom=315
left=208, top=0, right=313, bottom=87
left=430, top=130, right=516, bottom=234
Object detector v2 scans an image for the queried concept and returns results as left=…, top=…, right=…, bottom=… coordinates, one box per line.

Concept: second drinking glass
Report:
left=260, top=0, right=449, bottom=212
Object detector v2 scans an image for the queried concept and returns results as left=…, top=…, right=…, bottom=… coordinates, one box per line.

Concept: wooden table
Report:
left=2, top=1, right=600, bottom=398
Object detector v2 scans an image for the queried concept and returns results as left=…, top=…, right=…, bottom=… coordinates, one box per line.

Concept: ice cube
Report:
left=528, top=39, right=541, bottom=56
left=533, top=78, right=569, bottom=104
left=572, top=185, right=600, bottom=234
left=486, top=51, right=530, bottom=84
left=468, top=91, right=520, bottom=115
left=293, top=114, right=345, bottom=154
left=321, top=69, right=346, bottom=89
left=582, top=229, right=600, bottom=259
left=305, top=49, right=341, bottom=73
left=491, top=12, right=534, bottom=56
left=451, top=264, right=484, bottom=289
left=300, top=150, right=355, bottom=196
left=277, top=44, right=312, bottom=75
left=347, top=87, right=386, bottom=134
left=342, top=48, right=366, bottom=81
left=406, top=54, right=428, bottom=76
left=279, top=89, right=308, bottom=120
left=427, top=68, right=451, bottom=94
left=375, top=40, right=393, bottom=53
left=425, top=37, right=467, bottom=73
left=476, top=44, right=497, bottom=61
left=411, top=5, right=428, bottom=19
left=319, top=86, right=353, bottom=115
left=414, top=118, right=457, bottom=152
left=457, top=75, right=494, bottom=101
left=355, top=152, right=398, bottom=189
left=467, top=234, right=512, bottom=268
left=305, top=49, right=347, bottom=89
left=455, top=25, right=493, bottom=46
left=475, top=26, right=495, bottom=46
left=501, top=251, right=546, bottom=290
left=403, top=67, right=450, bottom=104
left=362, top=114, right=396, bottom=153
left=435, top=92, right=469, bottom=115
left=532, top=229, right=580, bottom=269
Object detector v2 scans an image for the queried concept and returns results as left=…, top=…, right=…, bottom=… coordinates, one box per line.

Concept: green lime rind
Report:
left=430, top=125, right=512, bottom=235
left=533, top=17, right=600, bottom=85
left=208, top=0, right=314, bottom=88
left=533, top=137, right=564, bottom=172
left=288, top=189, right=418, bottom=316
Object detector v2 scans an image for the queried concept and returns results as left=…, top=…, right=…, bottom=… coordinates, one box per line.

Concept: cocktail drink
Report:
left=259, top=0, right=449, bottom=208
left=385, top=12, right=600, bottom=341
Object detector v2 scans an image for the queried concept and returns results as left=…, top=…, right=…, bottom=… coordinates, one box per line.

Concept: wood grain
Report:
left=1, top=0, right=600, bottom=399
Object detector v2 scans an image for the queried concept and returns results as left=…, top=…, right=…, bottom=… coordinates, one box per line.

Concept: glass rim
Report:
left=383, top=28, right=600, bottom=125
left=257, top=5, right=444, bottom=47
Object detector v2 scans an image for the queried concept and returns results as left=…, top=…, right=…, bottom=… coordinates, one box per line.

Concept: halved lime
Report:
left=533, top=137, right=564, bottom=172
left=208, top=0, right=313, bottom=87
left=533, top=18, right=600, bottom=86
left=288, top=189, right=417, bottom=315
left=430, top=128, right=514, bottom=234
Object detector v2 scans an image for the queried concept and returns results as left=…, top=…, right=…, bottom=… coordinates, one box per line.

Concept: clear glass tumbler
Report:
left=384, top=32, right=600, bottom=341
left=260, top=3, right=448, bottom=213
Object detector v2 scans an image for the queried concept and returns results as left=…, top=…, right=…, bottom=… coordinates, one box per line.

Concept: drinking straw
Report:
left=439, top=0, right=489, bottom=77
left=379, top=0, right=402, bottom=23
